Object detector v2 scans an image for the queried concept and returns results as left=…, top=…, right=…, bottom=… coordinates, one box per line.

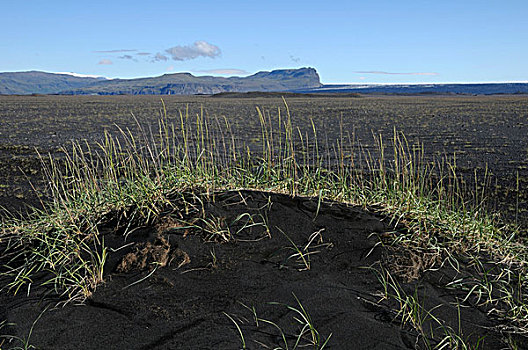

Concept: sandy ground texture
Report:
left=0, top=190, right=519, bottom=349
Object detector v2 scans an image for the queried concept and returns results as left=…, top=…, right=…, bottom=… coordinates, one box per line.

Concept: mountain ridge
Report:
left=0, top=68, right=322, bottom=95
left=1, top=68, right=528, bottom=95
left=0, top=71, right=104, bottom=95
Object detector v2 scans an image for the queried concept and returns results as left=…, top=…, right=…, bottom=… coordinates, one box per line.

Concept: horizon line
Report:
left=2, top=69, right=528, bottom=85
left=322, top=80, right=528, bottom=85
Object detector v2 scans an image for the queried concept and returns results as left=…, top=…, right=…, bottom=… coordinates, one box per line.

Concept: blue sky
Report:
left=1, top=0, right=527, bottom=83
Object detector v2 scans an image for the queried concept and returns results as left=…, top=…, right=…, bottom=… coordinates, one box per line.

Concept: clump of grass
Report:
left=277, top=227, right=330, bottom=271
left=373, top=265, right=489, bottom=349
left=182, top=211, right=269, bottom=243
left=225, top=294, right=332, bottom=349
left=0, top=99, right=526, bottom=346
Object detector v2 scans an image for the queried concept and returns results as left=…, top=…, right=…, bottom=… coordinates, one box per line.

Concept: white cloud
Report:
left=54, top=72, right=106, bottom=78
left=166, top=65, right=175, bottom=71
left=93, top=42, right=222, bottom=64
left=165, top=41, right=221, bottom=61
left=97, top=59, right=113, bottom=65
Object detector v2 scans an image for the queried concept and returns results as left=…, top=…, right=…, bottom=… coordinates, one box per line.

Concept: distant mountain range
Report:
left=0, top=68, right=322, bottom=95
left=1, top=68, right=527, bottom=95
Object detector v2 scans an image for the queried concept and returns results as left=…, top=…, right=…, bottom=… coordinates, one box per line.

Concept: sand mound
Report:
left=0, top=190, right=512, bottom=349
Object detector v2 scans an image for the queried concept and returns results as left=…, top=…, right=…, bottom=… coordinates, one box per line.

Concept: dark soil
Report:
left=1, top=95, right=527, bottom=348
left=1, top=94, right=527, bottom=226
left=0, top=190, right=514, bottom=349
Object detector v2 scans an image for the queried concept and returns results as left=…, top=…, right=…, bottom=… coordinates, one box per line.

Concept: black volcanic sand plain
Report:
left=0, top=95, right=528, bottom=349
left=0, top=190, right=517, bottom=349
left=0, top=94, right=527, bottom=224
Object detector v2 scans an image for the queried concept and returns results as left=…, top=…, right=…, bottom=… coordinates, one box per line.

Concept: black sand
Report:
left=0, top=190, right=513, bottom=349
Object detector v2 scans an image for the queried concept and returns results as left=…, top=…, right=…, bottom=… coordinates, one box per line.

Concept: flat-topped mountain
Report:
left=63, top=67, right=322, bottom=95
left=0, top=68, right=322, bottom=95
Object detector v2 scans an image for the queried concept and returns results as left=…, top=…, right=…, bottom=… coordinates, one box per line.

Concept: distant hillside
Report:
left=61, top=68, right=322, bottom=95
left=0, top=68, right=322, bottom=95
left=2, top=69, right=527, bottom=96
left=296, top=83, right=528, bottom=95
left=0, top=71, right=103, bottom=95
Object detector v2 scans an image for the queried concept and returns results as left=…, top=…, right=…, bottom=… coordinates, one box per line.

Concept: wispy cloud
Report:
left=97, top=59, right=113, bottom=65
left=355, top=71, right=439, bottom=76
left=153, top=53, right=169, bottom=62
left=194, top=68, right=249, bottom=75
left=166, top=65, right=175, bottom=71
left=165, top=41, right=221, bottom=61
left=93, top=41, right=221, bottom=64
left=94, top=49, right=137, bottom=53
